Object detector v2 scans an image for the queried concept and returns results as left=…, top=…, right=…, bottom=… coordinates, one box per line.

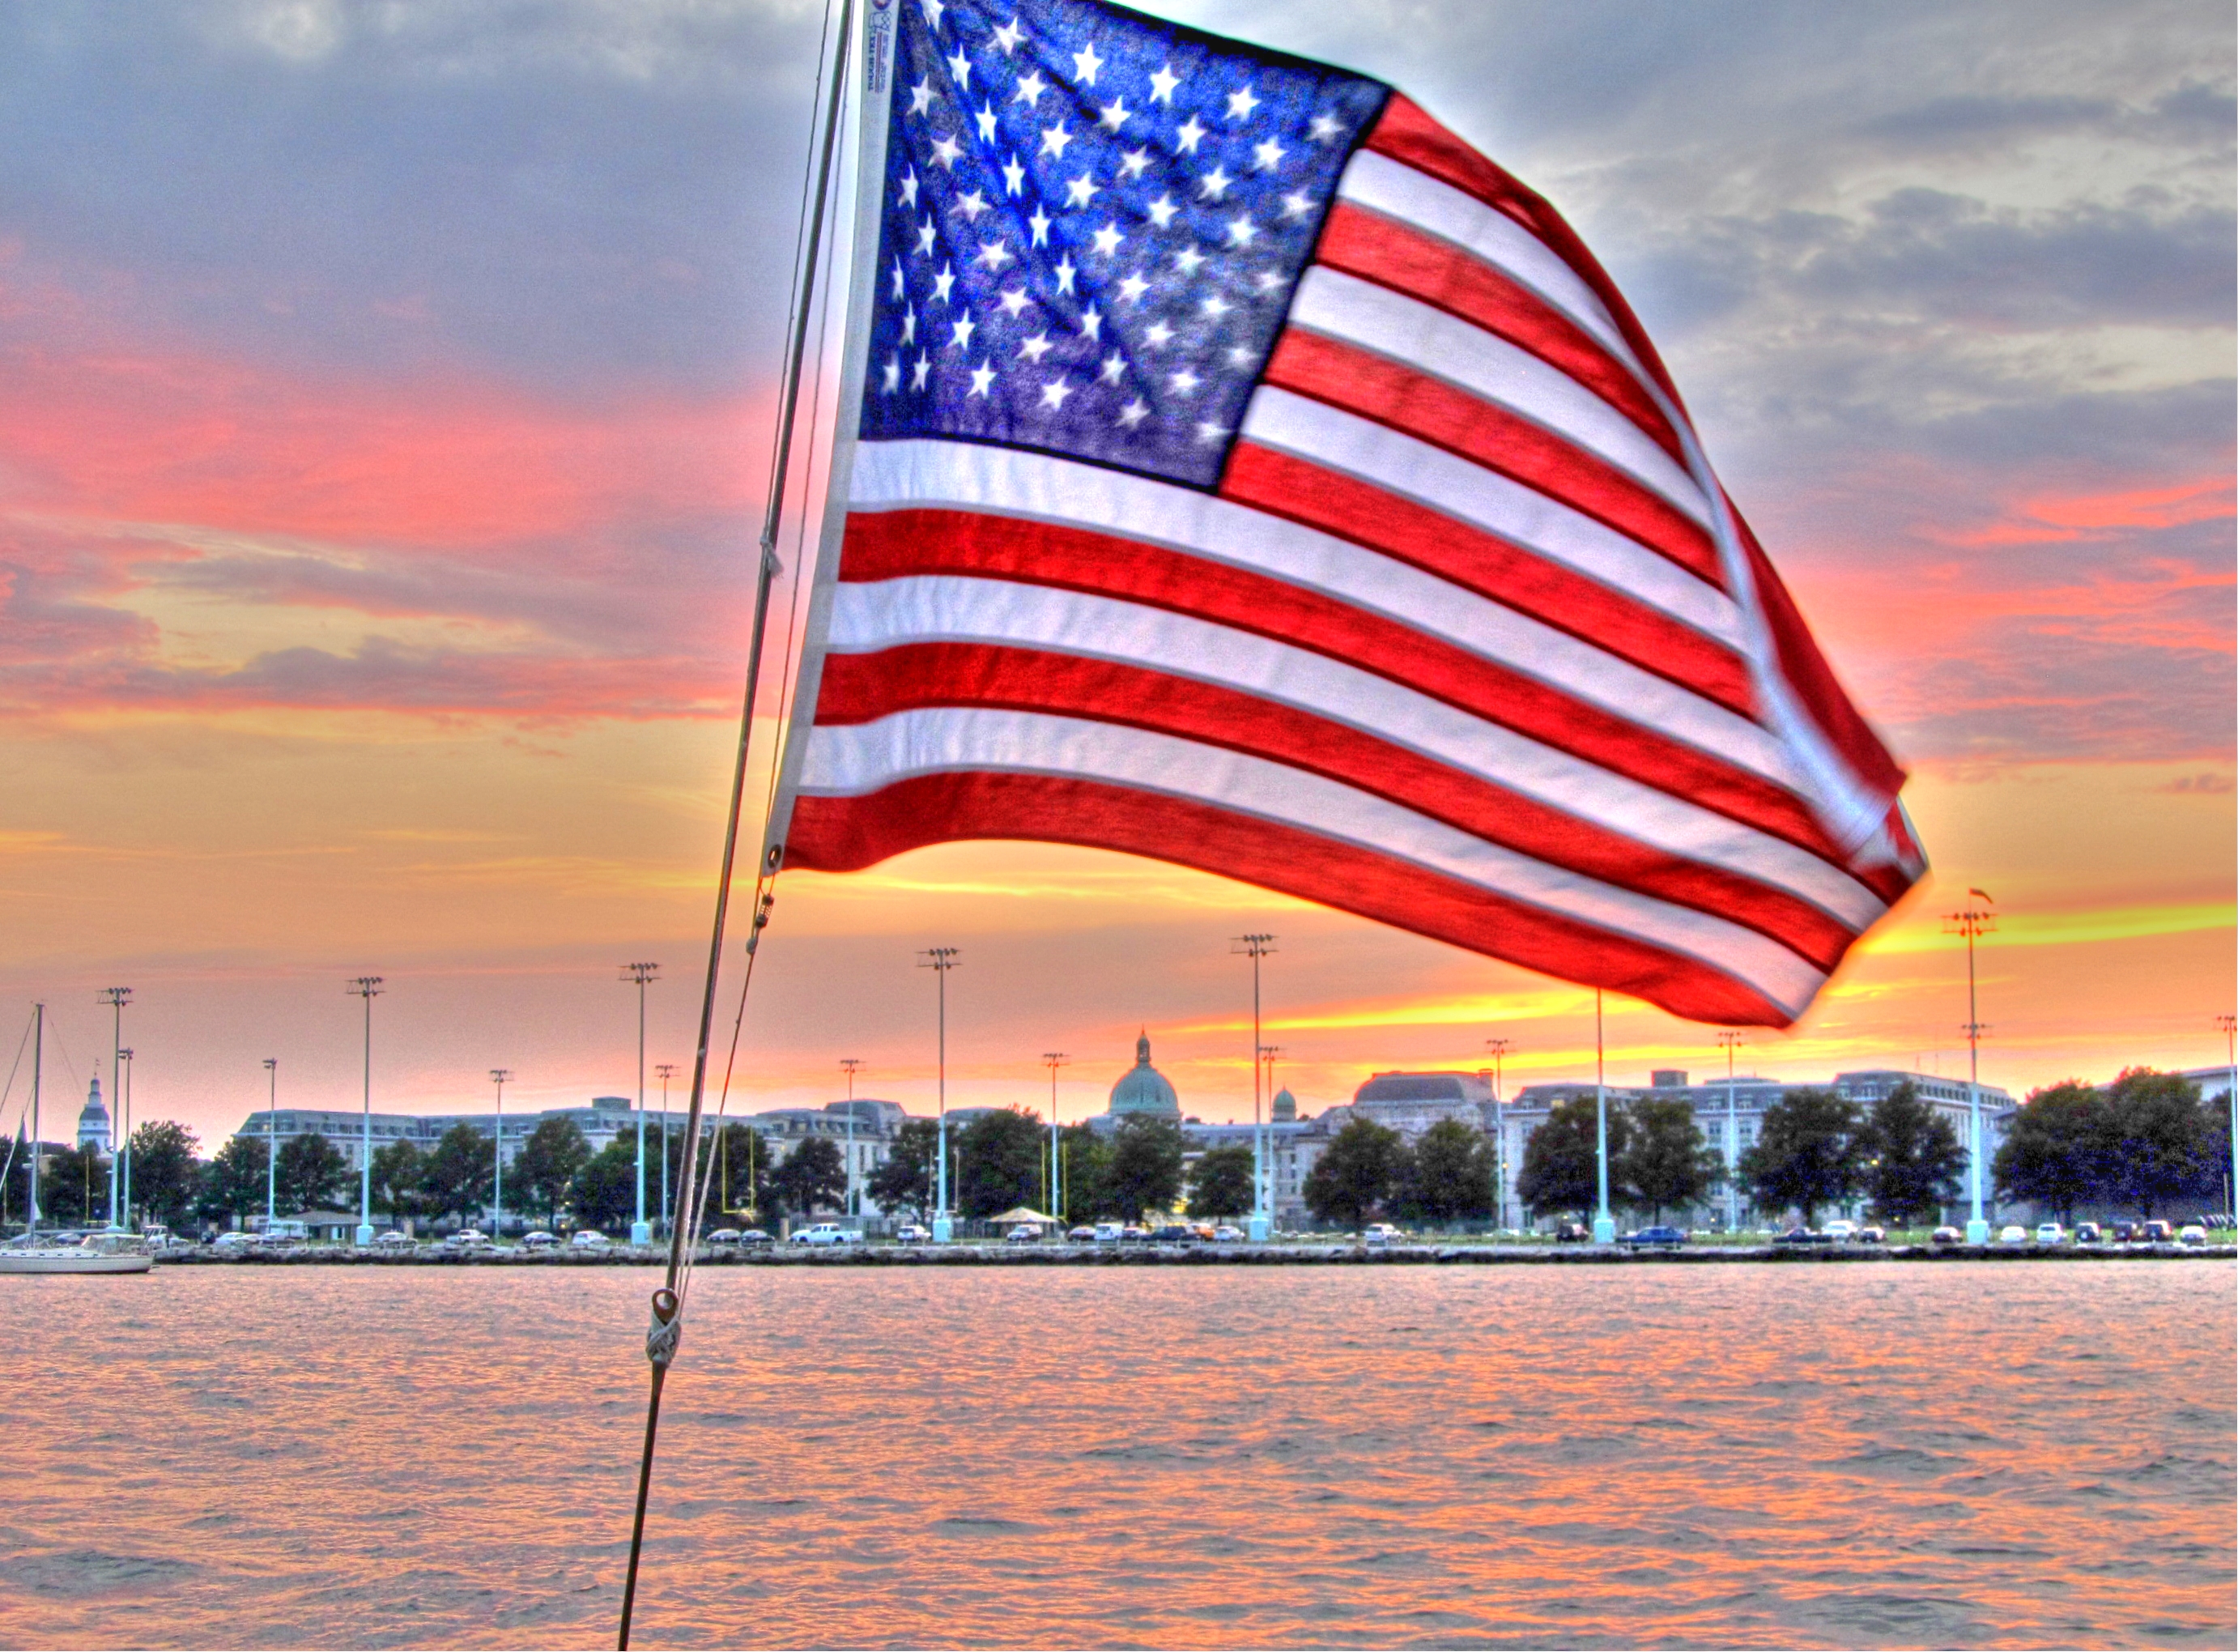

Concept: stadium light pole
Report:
left=621, top=963, right=659, bottom=1246
left=1717, top=1032, right=1744, bottom=1235
left=1944, top=893, right=1996, bottom=1245
left=919, top=948, right=960, bottom=1241
left=838, top=1058, right=861, bottom=1216
left=1232, top=934, right=1276, bottom=1241
left=117, top=1048, right=133, bottom=1228
left=2217, top=1013, right=2236, bottom=1227
left=263, top=1058, right=279, bottom=1235
left=99, top=987, right=130, bottom=1229
left=1042, top=1053, right=1068, bottom=1220
left=1485, top=1037, right=1512, bottom=1231
left=489, top=1069, right=511, bottom=1243
left=1593, top=990, right=1615, bottom=1245
left=347, top=977, right=383, bottom=1246
left=1259, top=1044, right=1282, bottom=1228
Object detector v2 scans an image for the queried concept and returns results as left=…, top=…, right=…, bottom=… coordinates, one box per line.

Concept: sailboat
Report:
left=0, top=1004, right=153, bottom=1275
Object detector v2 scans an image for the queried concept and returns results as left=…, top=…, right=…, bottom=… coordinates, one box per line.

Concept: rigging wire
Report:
left=616, top=2, right=853, bottom=1645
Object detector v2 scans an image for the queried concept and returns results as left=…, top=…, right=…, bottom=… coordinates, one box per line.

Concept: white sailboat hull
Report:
left=0, top=1250, right=154, bottom=1275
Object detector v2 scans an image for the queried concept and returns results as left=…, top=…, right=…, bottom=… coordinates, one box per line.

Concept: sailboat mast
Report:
left=29, top=1002, right=42, bottom=1236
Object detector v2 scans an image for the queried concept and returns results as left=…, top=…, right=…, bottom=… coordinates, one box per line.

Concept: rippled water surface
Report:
left=1, top=1263, right=2230, bottom=1649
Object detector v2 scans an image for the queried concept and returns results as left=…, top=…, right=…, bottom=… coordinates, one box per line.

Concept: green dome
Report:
left=1108, top=1032, right=1181, bottom=1118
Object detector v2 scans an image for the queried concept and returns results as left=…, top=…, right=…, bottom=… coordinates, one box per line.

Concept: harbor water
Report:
left=1, top=1264, right=2230, bottom=1648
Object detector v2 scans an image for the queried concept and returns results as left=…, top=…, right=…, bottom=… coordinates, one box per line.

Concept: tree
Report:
left=1619, top=1098, right=1720, bottom=1222
left=276, top=1132, right=350, bottom=1214
left=369, top=1141, right=428, bottom=1224
left=1103, top=1117, right=1185, bottom=1221
left=39, top=1143, right=108, bottom=1227
left=1398, top=1119, right=1494, bottom=1227
left=1186, top=1144, right=1255, bottom=1219
left=196, top=1135, right=269, bottom=1230
left=1056, top=1122, right=1108, bottom=1223
left=1864, top=1081, right=1968, bottom=1226
left=1740, top=1087, right=1865, bottom=1227
left=419, top=1122, right=495, bottom=1227
left=571, top=1139, right=638, bottom=1233
left=513, top=1117, right=589, bottom=1228
left=955, top=1108, right=1047, bottom=1218
left=1303, top=1116, right=1406, bottom=1229
left=867, top=1118, right=942, bottom=1221
left=1516, top=1093, right=1630, bottom=1219
left=2100, top=1068, right=2213, bottom=1220
left=1991, top=1080, right=2102, bottom=1224
left=771, top=1136, right=847, bottom=1219
left=126, top=1120, right=200, bottom=1228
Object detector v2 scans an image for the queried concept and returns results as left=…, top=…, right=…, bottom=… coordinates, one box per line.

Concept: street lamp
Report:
left=262, top=1058, right=278, bottom=1234
left=654, top=1059, right=676, bottom=1239
left=1593, top=990, right=1615, bottom=1245
left=1041, top=1053, right=1068, bottom=1220
left=117, top=1048, right=133, bottom=1228
left=2216, top=1013, right=2235, bottom=1228
left=99, top=987, right=130, bottom=1229
left=620, top=963, right=660, bottom=1246
left=1231, top=934, right=1276, bottom=1241
left=1484, top=1037, right=1513, bottom=1230
left=838, top=1058, right=861, bottom=1217
left=1944, top=892, right=1996, bottom=1245
left=347, top=977, right=384, bottom=1246
left=919, top=948, right=960, bottom=1241
left=490, top=1069, right=512, bottom=1243
left=1717, top=1031, right=1744, bottom=1235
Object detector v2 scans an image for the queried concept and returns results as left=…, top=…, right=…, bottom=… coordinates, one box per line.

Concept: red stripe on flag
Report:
left=838, top=509, right=1844, bottom=860
left=1314, top=201, right=1687, bottom=469
left=1262, top=328, right=1721, bottom=586
left=785, top=773, right=1806, bottom=1027
left=1219, top=443, right=1752, bottom=716
left=814, top=641, right=1866, bottom=970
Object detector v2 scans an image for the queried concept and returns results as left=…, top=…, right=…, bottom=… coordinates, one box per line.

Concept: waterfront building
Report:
left=76, top=1074, right=111, bottom=1156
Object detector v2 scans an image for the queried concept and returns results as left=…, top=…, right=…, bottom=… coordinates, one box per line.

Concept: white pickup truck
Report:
left=791, top=1222, right=865, bottom=1247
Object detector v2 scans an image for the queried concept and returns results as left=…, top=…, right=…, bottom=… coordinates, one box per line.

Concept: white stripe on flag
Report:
left=1288, top=266, right=1713, bottom=526
left=1239, top=386, right=1740, bottom=645
left=798, top=706, right=1830, bottom=1016
left=848, top=440, right=1804, bottom=788
left=825, top=574, right=1885, bottom=927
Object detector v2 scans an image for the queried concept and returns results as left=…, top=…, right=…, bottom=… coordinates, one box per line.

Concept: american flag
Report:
left=767, top=0, right=1925, bottom=1028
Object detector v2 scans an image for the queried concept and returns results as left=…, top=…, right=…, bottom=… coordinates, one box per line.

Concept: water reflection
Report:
left=0, top=1265, right=2229, bottom=1648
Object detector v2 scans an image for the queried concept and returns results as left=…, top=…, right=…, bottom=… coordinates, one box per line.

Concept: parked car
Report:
left=1362, top=1222, right=1403, bottom=1246
left=1856, top=1226, right=1887, bottom=1244
left=1212, top=1224, right=1245, bottom=1242
left=443, top=1228, right=491, bottom=1251
left=706, top=1228, right=742, bottom=1245
left=2074, top=1222, right=2103, bottom=1244
left=892, top=1224, right=932, bottom=1244
left=1773, top=1227, right=1825, bottom=1247
left=571, top=1230, right=612, bottom=1250
left=1119, top=1224, right=1151, bottom=1243
left=1150, top=1224, right=1195, bottom=1243
left=1823, top=1219, right=1857, bottom=1242
left=521, top=1230, right=558, bottom=1249
left=1997, top=1224, right=2029, bottom=1245
left=1093, top=1223, right=1123, bottom=1244
left=738, top=1228, right=774, bottom=1247
left=1622, top=1225, right=1687, bottom=1250
left=1552, top=1220, right=1591, bottom=1243
left=2035, top=1222, right=2066, bottom=1246
left=793, top=1222, right=863, bottom=1246
left=1006, top=1223, right=1043, bottom=1244
left=2176, top=1224, right=2207, bottom=1247
left=213, top=1231, right=255, bottom=1251
left=374, top=1230, right=416, bottom=1250
left=1930, top=1225, right=1964, bottom=1246
left=2140, top=1220, right=2174, bottom=1244
left=1066, top=1225, right=1098, bottom=1242
left=2110, top=1220, right=2140, bottom=1242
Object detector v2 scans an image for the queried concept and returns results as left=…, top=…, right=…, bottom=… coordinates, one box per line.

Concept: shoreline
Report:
left=151, top=1240, right=2238, bottom=1266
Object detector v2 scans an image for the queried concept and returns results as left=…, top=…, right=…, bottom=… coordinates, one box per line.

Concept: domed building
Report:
left=77, top=1071, right=111, bottom=1155
left=1105, top=1032, right=1181, bottom=1120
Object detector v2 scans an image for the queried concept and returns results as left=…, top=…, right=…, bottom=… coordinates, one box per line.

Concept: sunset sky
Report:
left=2, top=0, right=2231, bottom=1152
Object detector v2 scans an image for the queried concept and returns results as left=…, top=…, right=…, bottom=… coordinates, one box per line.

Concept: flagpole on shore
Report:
left=1593, top=991, right=1615, bottom=1245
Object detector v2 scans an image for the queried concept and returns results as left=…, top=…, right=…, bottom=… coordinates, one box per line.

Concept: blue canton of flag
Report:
left=859, top=0, right=1389, bottom=488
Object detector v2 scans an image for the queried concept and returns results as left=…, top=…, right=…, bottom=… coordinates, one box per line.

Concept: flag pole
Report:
left=616, top=2, right=863, bottom=1645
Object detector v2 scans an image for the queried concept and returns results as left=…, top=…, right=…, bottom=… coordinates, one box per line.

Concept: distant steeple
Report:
left=77, top=1069, right=112, bottom=1154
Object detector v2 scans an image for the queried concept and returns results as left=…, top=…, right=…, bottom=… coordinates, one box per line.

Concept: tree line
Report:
left=1993, top=1068, right=2230, bottom=1222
